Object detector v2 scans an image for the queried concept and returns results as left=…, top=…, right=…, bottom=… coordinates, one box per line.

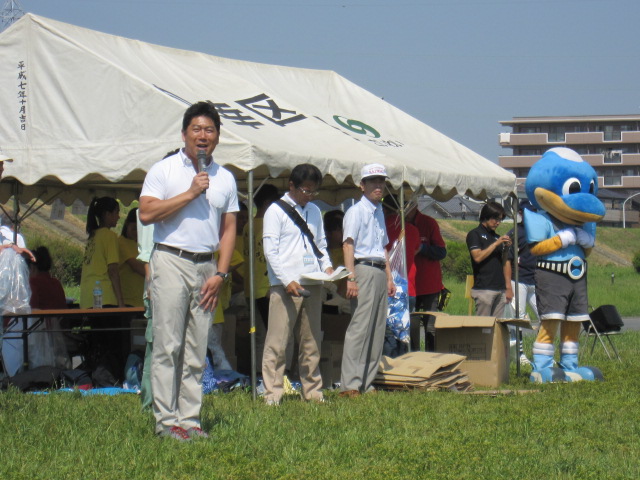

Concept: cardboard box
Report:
left=434, top=314, right=530, bottom=387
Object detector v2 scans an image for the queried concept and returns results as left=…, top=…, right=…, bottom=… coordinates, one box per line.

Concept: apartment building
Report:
left=499, top=114, right=640, bottom=227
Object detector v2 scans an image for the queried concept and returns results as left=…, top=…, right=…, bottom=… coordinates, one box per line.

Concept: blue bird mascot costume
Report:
left=524, top=147, right=606, bottom=383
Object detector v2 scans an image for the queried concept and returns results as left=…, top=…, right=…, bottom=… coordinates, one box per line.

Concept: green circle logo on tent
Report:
left=333, top=116, right=380, bottom=138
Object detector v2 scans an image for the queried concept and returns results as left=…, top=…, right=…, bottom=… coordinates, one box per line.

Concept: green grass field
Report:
left=7, top=216, right=640, bottom=479
left=2, top=332, right=639, bottom=479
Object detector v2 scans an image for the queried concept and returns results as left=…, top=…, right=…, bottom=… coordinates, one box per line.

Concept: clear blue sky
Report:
left=13, top=0, right=640, bottom=162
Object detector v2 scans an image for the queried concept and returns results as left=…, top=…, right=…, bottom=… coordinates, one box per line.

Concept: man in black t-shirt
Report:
left=466, top=202, right=513, bottom=317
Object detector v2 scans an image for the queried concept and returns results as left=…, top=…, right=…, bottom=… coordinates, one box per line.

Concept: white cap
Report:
left=0, top=154, right=13, bottom=162
left=360, top=163, right=388, bottom=181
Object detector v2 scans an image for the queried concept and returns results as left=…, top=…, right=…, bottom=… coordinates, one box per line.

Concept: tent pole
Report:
left=508, top=193, right=521, bottom=376
left=12, top=181, right=19, bottom=244
left=247, top=170, right=257, bottom=400
left=399, top=187, right=408, bottom=282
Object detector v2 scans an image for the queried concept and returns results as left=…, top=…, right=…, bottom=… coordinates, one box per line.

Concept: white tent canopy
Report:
left=0, top=14, right=514, bottom=207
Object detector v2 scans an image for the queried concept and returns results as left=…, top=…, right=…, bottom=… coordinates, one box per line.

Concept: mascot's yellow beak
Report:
left=534, top=187, right=603, bottom=225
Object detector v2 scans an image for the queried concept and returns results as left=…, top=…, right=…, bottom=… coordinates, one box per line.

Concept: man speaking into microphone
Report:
left=261, top=164, right=333, bottom=405
left=139, top=101, right=238, bottom=441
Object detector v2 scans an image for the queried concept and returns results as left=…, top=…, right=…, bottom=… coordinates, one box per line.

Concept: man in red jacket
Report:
left=410, top=207, right=446, bottom=351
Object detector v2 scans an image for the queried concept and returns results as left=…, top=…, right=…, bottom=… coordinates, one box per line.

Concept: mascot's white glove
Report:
left=556, top=228, right=577, bottom=248
left=575, top=228, right=595, bottom=248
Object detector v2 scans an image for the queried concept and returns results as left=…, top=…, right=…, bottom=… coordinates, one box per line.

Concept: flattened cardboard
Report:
left=378, top=351, right=465, bottom=378
left=374, top=351, right=471, bottom=392
left=433, top=312, right=532, bottom=330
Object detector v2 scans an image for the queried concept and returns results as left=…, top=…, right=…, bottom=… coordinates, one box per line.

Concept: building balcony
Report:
left=499, top=153, right=640, bottom=168
left=599, top=176, right=640, bottom=189
left=499, top=130, right=640, bottom=146
left=498, top=155, right=539, bottom=168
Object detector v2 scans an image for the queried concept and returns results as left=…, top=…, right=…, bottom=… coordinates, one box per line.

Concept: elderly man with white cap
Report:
left=339, top=164, right=396, bottom=397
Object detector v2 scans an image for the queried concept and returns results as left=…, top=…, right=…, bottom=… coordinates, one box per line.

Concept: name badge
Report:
left=303, top=254, right=315, bottom=266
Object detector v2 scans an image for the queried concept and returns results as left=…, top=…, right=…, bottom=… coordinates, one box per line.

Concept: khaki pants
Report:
left=262, top=285, right=323, bottom=403
left=471, top=288, right=506, bottom=317
left=149, top=249, right=215, bottom=434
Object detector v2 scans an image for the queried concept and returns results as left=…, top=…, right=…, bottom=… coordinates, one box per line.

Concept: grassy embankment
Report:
left=440, top=220, right=640, bottom=317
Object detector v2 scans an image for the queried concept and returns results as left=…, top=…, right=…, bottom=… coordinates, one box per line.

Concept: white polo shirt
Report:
left=140, top=149, right=239, bottom=253
left=263, top=193, right=332, bottom=287
left=343, top=196, right=388, bottom=262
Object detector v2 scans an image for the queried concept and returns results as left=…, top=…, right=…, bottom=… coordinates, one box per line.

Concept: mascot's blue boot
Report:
left=559, top=342, right=604, bottom=382
left=530, top=343, right=567, bottom=383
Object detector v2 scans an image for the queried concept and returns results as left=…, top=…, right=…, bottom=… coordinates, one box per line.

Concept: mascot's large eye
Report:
left=589, top=180, right=595, bottom=194
left=562, top=177, right=581, bottom=195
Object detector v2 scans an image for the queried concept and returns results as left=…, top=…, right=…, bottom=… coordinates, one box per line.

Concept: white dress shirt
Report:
left=263, top=193, right=332, bottom=287
left=343, top=196, right=388, bottom=261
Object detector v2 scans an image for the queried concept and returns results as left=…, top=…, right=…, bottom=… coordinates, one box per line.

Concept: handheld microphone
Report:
left=197, top=150, right=208, bottom=194
left=297, top=288, right=311, bottom=298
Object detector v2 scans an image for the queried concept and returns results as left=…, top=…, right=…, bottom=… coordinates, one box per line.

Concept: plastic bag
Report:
left=386, top=235, right=410, bottom=344
left=0, top=248, right=32, bottom=315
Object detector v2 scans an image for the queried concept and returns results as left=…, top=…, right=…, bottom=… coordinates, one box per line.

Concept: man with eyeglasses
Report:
left=261, top=163, right=333, bottom=405
left=466, top=201, right=513, bottom=317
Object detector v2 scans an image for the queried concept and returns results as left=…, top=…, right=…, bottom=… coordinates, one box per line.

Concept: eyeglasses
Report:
left=298, top=187, right=320, bottom=197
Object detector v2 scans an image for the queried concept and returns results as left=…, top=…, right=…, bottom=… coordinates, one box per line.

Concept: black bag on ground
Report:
left=1, top=366, right=62, bottom=392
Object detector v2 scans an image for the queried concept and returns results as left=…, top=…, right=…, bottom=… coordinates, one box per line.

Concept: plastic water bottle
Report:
left=93, top=281, right=103, bottom=309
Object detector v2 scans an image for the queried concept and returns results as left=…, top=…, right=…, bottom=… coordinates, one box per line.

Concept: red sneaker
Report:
left=162, top=426, right=191, bottom=442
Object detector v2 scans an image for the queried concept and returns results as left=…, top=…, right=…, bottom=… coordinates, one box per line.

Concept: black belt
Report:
left=155, top=243, right=214, bottom=263
left=355, top=259, right=386, bottom=270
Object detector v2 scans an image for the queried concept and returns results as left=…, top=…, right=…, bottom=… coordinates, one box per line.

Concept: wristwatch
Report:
left=215, top=271, right=229, bottom=280
left=347, top=277, right=357, bottom=283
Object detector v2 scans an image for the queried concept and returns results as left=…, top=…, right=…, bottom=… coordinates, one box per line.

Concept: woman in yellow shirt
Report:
left=118, top=208, right=145, bottom=307
left=79, top=197, right=125, bottom=308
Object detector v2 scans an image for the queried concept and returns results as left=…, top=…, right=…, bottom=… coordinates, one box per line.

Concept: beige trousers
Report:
left=261, top=285, right=323, bottom=403
left=471, top=288, right=506, bottom=317
left=149, top=249, right=215, bottom=434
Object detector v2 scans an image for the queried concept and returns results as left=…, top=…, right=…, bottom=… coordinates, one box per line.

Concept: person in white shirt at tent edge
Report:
left=0, top=155, right=34, bottom=261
